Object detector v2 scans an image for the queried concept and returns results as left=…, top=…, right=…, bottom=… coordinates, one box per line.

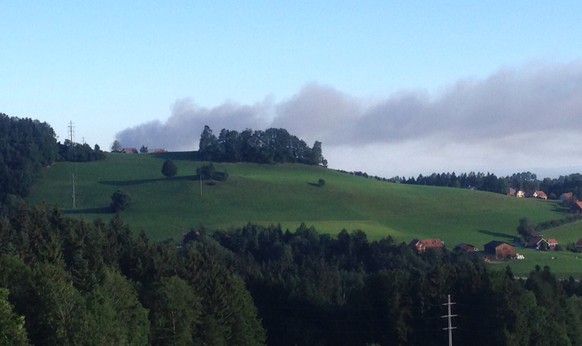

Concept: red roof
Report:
left=419, top=239, right=444, bottom=248
left=409, top=238, right=444, bottom=252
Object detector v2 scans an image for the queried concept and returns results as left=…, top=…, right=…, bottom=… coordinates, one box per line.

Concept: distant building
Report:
left=149, top=148, right=167, bottom=154
left=483, top=241, right=516, bottom=259
left=409, top=238, right=444, bottom=253
left=454, top=243, right=478, bottom=253
left=516, top=190, right=526, bottom=198
left=122, top=147, right=138, bottom=154
left=526, top=236, right=549, bottom=250
left=547, top=238, right=558, bottom=249
left=559, top=192, right=574, bottom=203
left=533, top=191, right=548, bottom=200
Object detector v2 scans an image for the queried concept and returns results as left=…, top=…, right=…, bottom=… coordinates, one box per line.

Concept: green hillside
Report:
left=27, top=152, right=582, bottom=275
left=27, top=152, right=571, bottom=241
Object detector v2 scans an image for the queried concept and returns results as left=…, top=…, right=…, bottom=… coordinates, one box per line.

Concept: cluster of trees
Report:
left=392, top=171, right=582, bottom=199
left=0, top=204, right=265, bottom=345
left=198, top=126, right=327, bottom=166
left=209, top=224, right=582, bottom=345
left=396, top=172, right=510, bottom=194
left=57, top=140, right=105, bottom=162
left=0, top=113, right=105, bottom=213
left=0, top=114, right=57, bottom=210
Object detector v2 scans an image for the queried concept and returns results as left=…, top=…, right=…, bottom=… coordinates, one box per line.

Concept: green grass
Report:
left=27, top=152, right=582, bottom=276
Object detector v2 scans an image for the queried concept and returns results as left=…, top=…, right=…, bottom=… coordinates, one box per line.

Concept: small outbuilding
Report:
left=454, top=243, right=478, bottom=253
left=483, top=240, right=516, bottom=259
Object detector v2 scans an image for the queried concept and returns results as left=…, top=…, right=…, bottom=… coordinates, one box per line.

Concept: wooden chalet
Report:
left=483, top=241, right=516, bottom=259
left=409, top=238, right=444, bottom=253
left=526, top=236, right=549, bottom=250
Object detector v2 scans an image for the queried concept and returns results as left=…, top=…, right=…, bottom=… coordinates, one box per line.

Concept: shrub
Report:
left=161, top=159, right=178, bottom=178
left=318, top=178, right=326, bottom=187
left=110, top=190, right=131, bottom=212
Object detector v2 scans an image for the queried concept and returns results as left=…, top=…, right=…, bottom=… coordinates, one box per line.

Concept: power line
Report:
left=441, top=294, right=457, bottom=346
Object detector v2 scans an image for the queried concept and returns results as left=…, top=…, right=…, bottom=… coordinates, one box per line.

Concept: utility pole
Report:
left=68, top=121, right=75, bottom=143
left=72, top=172, right=76, bottom=209
left=442, top=294, right=457, bottom=346
left=69, top=121, right=76, bottom=209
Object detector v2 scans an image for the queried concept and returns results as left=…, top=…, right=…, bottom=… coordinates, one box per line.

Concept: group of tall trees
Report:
left=0, top=113, right=106, bottom=216
left=57, top=140, right=105, bottom=162
left=198, top=126, right=327, bottom=166
left=0, top=114, right=57, bottom=211
left=208, top=223, right=582, bottom=345
left=0, top=204, right=265, bottom=345
left=395, top=171, right=582, bottom=199
left=4, top=204, right=582, bottom=345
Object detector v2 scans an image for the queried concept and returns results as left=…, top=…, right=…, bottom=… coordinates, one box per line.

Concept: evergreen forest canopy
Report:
left=197, top=126, right=327, bottom=166
left=3, top=205, right=582, bottom=345
left=0, top=114, right=57, bottom=207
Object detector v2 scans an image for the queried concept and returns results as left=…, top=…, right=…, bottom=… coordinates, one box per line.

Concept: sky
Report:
left=2, top=1, right=582, bottom=178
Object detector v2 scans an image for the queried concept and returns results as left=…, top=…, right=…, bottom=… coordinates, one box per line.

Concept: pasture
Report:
left=27, top=152, right=582, bottom=275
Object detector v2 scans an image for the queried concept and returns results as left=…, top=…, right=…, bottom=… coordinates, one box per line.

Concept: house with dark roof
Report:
left=526, top=236, right=549, bottom=250
left=454, top=243, right=478, bottom=253
left=484, top=241, right=516, bottom=259
left=409, top=238, right=444, bottom=253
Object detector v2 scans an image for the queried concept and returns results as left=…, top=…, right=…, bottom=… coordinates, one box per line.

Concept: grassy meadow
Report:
left=27, top=152, right=582, bottom=275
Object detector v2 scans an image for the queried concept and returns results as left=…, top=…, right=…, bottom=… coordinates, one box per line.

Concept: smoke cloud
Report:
left=116, top=60, right=582, bottom=176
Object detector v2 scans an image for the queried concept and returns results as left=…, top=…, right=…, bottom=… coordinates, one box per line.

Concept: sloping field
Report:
left=28, top=153, right=571, bottom=247
left=29, top=153, right=582, bottom=275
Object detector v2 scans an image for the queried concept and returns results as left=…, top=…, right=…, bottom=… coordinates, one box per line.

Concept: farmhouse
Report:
left=516, top=190, right=526, bottom=198
left=483, top=241, right=516, bottom=259
left=547, top=238, right=558, bottom=249
left=533, top=191, right=548, bottom=200
left=526, top=236, right=549, bottom=250
left=559, top=192, right=574, bottom=203
left=409, top=238, right=444, bottom=253
left=454, top=243, right=478, bottom=253
left=122, top=147, right=138, bottom=154
left=576, top=239, right=582, bottom=251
